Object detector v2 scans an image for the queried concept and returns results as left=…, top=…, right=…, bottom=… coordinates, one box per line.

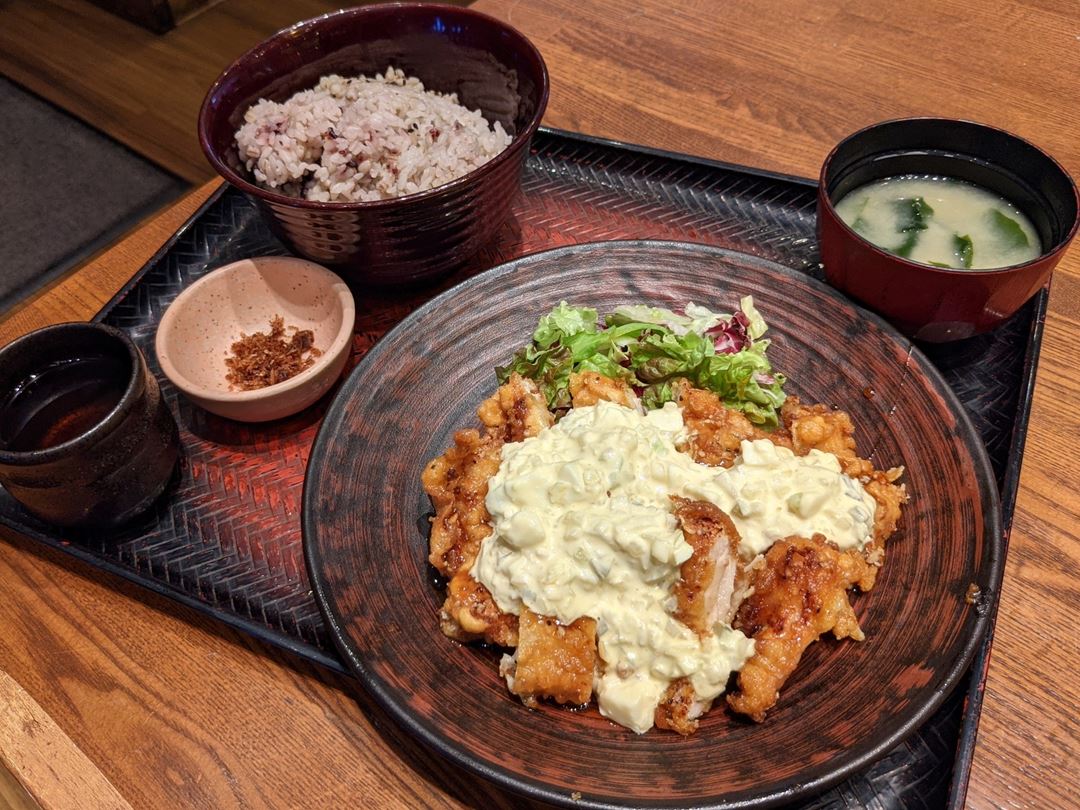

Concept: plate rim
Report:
left=302, top=239, right=1003, bottom=809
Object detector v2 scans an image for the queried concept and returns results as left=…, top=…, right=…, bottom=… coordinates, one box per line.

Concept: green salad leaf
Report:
left=532, top=302, right=598, bottom=347
left=496, top=298, right=787, bottom=427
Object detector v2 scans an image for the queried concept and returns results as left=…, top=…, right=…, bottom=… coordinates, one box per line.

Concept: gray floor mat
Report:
left=0, top=77, right=189, bottom=315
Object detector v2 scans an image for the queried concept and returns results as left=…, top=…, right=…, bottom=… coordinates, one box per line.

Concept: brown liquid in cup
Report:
left=0, top=355, right=128, bottom=452
left=0, top=323, right=180, bottom=528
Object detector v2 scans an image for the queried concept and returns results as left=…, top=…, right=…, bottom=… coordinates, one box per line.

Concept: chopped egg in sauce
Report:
left=471, top=400, right=877, bottom=733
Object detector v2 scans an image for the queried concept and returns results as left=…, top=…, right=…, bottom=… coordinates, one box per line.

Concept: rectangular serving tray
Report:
left=0, top=127, right=1044, bottom=809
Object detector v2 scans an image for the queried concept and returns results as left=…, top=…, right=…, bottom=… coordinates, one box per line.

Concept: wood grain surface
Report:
left=0, top=0, right=1077, bottom=808
left=0, top=0, right=467, bottom=182
left=0, top=671, right=133, bottom=810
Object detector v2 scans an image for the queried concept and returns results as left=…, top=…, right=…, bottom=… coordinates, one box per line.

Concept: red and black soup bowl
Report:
left=818, top=118, right=1078, bottom=342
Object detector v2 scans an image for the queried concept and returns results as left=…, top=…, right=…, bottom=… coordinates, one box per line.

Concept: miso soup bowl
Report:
left=198, top=3, right=548, bottom=286
left=818, top=118, right=1079, bottom=342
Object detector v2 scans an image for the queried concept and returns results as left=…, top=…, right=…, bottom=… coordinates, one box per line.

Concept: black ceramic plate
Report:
left=303, top=241, right=1001, bottom=809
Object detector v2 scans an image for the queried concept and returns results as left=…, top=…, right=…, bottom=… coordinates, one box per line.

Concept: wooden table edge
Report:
left=0, top=180, right=222, bottom=346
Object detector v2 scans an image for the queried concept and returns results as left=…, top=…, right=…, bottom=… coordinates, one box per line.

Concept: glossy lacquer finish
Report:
left=198, top=3, right=549, bottom=285
left=303, top=242, right=1001, bottom=809
left=0, top=323, right=178, bottom=527
left=818, top=118, right=1079, bottom=342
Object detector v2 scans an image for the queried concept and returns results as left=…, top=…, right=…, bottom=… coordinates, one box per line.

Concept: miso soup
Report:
left=834, top=175, right=1041, bottom=270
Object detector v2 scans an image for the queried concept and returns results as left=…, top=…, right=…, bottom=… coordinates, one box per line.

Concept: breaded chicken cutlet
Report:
left=655, top=497, right=747, bottom=735
left=675, top=386, right=908, bottom=720
left=727, top=534, right=876, bottom=722
left=423, top=371, right=909, bottom=730
left=422, top=373, right=552, bottom=647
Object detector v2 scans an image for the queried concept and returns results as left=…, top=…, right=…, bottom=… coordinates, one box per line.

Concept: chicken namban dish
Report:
left=422, top=299, right=907, bottom=734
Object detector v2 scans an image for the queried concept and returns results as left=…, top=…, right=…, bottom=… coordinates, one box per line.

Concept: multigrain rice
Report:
left=234, top=67, right=512, bottom=202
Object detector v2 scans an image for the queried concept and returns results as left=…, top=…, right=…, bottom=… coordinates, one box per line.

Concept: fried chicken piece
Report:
left=439, top=570, right=518, bottom=647
left=569, top=371, right=640, bottom=410
left=426, top=375, right=552, bottom=641
left=477, top=372, right=553, bottom=443
left=781, top=396, right=909, bottom=572
left=864, top=468, right=906, bottom=545
left=727, top=534, right=876, bottom=722
left=658, top=499, right=748, bottom=735
left=857, top=466, right=908, bottom=585
left=654, top=677, right=712, bottom=736
left=674, top=379, right=791, bottom=467
left=500, top=609, right=597, bottom=706
left=670, top=497, right=746, bottom=633
left=781, top=396, right=859, bottom=461
left=424, top=377, right=550, bottom=583
left=422, top=428, right=502, bottom=577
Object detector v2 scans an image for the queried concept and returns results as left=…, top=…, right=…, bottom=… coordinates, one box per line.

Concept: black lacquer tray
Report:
left=0, top=128, right=1042, bottom=809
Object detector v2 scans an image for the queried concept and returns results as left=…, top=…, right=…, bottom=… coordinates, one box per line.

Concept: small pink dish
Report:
left=155, top=256, right=355, bottom=422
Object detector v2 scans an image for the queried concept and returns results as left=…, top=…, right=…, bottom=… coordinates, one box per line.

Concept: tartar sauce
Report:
left=686, top=438, right=878, bottom=557
left=472, top=400, right=876, bottom=733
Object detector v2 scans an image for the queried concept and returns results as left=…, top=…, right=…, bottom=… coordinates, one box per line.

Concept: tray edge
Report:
left=946, top=284, right=1050, bottom=807
left=91, top=183, right=229, bottom=325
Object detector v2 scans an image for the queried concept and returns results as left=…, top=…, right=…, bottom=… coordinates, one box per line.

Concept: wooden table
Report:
left=2, top=1, right=1077, bottom=807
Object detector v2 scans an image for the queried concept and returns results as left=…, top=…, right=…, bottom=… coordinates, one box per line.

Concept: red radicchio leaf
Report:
left=706, top=311, right=751, bottom=354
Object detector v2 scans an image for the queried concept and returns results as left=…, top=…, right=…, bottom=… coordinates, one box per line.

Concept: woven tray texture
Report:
left=0, top=129, right=1038, bottom=809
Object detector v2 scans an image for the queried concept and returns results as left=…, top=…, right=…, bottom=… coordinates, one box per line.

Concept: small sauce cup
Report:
left=0, top=322, right=179, bottom=527
left=818, top=118, right=1079, bottom=342
left=154, top=256, right=355, bottom=423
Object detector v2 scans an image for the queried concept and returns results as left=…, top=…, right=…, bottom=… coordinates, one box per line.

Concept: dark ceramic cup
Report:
left=818, top=118, right=1079, bottom=342
left=198, top=3, right=549, bottom=286
left=0, top=323, right=179, bottom=528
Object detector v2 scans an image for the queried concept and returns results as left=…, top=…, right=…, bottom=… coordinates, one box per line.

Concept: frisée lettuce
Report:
left=496, top=298, right=787, bottom=427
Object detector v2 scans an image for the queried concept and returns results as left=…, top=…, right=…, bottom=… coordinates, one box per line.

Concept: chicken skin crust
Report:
left=569, top=371, right=640, bottom=410
left=422, top=374, right=553, bottom=645
left=670, top=496, right=745, bottom=635
left=503, top=610, right=598, bottom=707
left=654, top=677, right=709, bottom=736
left=727, top=534, right=876, bottom=722
left=673, top=379, right=789, bottom=467
left=477, top=372, right=554, bottom=443
left=422, top=428, right=501, bottom=578
left=440, top=569, right=519, bottom=647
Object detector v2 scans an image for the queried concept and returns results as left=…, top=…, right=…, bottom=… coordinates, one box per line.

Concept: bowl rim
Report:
left=0, top=322, right=143, bottom=464
left=154, top=256, right=356, bottom=406
left=197, top=2, right=550, bottom=211
left=817, top=115, right=1080, bottom=277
